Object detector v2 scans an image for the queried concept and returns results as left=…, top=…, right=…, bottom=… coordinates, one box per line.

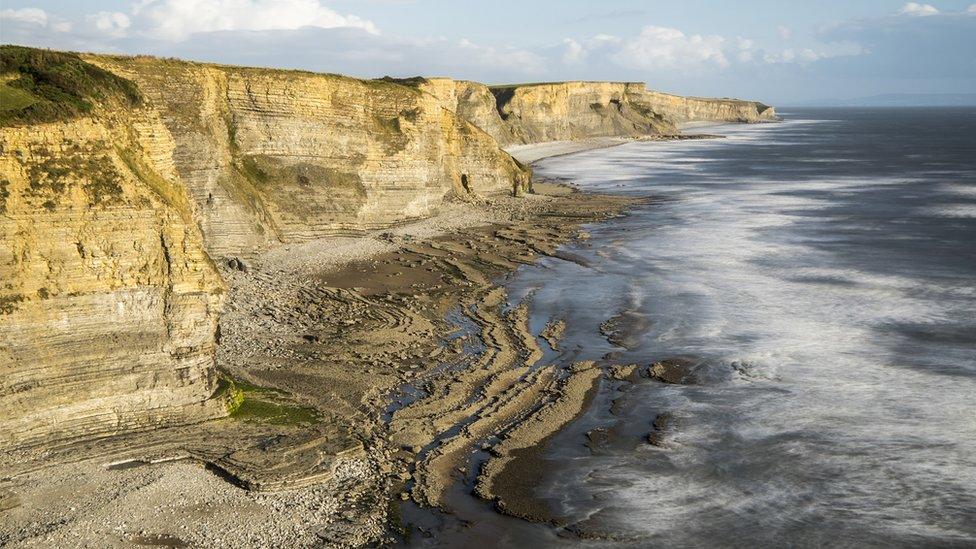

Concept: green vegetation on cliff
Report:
left=0, top=46, right=141, bottom=126
left=221, top=377, right=320, bottom=426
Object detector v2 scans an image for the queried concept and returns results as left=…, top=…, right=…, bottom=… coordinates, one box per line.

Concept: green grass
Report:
left=0, top=45, right=141, bottom=126
left=117, top=146, right=194, bottom=222
left=26, top=152, right=125, bottom=206
left=220, top=376, right=320, bottom=426
left=374, top=76, right=428, bottom=89
left=0, top=82, right=38, bottom=111
left=0, top=294, right=24, bottom=315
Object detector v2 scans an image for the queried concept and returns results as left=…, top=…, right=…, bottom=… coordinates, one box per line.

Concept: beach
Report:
left=0, top=138, right=641, bottom=547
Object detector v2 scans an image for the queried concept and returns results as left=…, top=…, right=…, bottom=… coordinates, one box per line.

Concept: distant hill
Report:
left=787, top=93, right=976, bottom=107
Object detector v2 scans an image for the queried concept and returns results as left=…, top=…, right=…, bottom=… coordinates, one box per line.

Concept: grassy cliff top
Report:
left=1, top=46, right=142, bottom=127
left=487, top=81, right=646, bottom=90
left=93, top=53, right=424, bottom=95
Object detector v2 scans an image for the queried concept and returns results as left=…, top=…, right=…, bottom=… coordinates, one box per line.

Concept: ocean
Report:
left=410, top=108, right=976, bottom=547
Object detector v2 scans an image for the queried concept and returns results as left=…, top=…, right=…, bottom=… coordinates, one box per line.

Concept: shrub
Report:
left=0, top=46, right=141, bottom=126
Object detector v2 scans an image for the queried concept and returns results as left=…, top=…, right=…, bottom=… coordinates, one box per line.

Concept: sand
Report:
left=505, top=138, right=633, bottom=164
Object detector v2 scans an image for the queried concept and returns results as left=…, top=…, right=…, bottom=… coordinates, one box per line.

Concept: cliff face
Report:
left=421, top=79, right=775, bottom=146
left=2, top=47, right=774, bottom=452
left=421, top=79, right=520, bottom=146
left=1, top=50, right=528, bottom=450
left=488, top=81, right=679, bottom=144
left=93, top=59, right=529, bottom=259
left=0, top=112, right=227, bottom=449
left=635, top=90, right=777, bottom=125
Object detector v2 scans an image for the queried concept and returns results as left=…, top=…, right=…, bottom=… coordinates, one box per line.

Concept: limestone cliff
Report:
left=421, top=79, right=775, bottom=145
left=92, top=59, right=530, bottom=259
left=1, top=48, right=528, bottom=450
left=1, top=47, right=773, bottom=452
left=488, top=81, right=679, bottom=144
left=635, top=89, right=778, bottom=125
left=0, top=103, right=227, bottom=449
left=420, top=78, right=520, bottom=146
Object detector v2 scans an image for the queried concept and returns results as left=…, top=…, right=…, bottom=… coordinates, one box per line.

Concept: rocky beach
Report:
left=5, top=3, right=974, bottom=547
left=1, top=170, right=639, bottom=547
left=1, top=45, right=777, bottom=547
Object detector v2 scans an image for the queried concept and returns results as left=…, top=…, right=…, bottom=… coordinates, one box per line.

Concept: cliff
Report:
left=420, top=79, right=776, bottom=145
left=0, top=47, right=528, bottom=450
left=420, top=78, right=520, bottom=146
left=0, top=49, right=228, bottom=448
left=1, top=46, right=775, bottom=453
left=91, top=59, right=530, bottom=259
left=635, top=89, right=777, bottom=125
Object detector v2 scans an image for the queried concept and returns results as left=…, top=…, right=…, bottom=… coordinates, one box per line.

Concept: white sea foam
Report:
left=522, top=113, right=976, bottom=545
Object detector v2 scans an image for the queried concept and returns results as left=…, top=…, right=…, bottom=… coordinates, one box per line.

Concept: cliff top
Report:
left=0, top=45, right=141, bottom=126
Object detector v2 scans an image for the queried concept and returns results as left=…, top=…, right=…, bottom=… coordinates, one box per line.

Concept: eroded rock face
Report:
left=489, top=81, right=679, bottom=144
left=1, top=53, right=528, bottom=450
left=1, top=51, right=774, bottom=453
left=635, top=90, right=778, bottom=125
left=420, top=79, right=520, bottom=147
left=424, top=80, right=776, bottom=145
left=94, top=59, right=529, bottom=259
left=0, top=114, right=227, bottom=449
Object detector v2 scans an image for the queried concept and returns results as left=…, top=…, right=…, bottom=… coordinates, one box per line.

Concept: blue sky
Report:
left=2, top=1, right=975, bottom=103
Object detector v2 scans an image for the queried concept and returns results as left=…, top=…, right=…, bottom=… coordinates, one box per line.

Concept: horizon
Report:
left=2, top=1, right=975, bottom=105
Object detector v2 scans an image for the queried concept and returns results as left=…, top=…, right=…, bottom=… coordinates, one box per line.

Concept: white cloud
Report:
left=762, top=48, right=828, bottom=64
left=89, top=11, right=131, bottom=38
left=967, top=4, right=976, bottom=13
left=736, top=37, right=755, bottom=62
left=764, top=49, right=795, bottom=64
left=613, top=25, right=729, bottom=71
left=457, top=38, right=545, bottom=75
left=778, top=25, right=792, bottom=40
left=1, top=7, right=48, bottom=26
left=899, top=3, right=940, bottom=16
left=137, top=0, right=378, bottom=41
left=1, top=7, right=73, bottom=32
left=562, top=38, right=585, bottom=65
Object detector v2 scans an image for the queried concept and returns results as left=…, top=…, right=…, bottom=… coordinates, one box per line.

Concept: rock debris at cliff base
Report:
left=0, top=184, right=637, bottom=548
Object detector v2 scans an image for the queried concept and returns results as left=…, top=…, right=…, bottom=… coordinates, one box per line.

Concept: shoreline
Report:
left=506, top=133, right=723, bottom=165
left=1, top=177, right=641, bottom=547
left=2, top=130, right=736, bottom=547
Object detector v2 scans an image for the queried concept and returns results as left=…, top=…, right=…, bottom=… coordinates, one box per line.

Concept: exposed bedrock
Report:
left=0, top=114, right=227, bottom=449
left=0, top=48, right=528, bottom=451
left=420, top=79, right=776, bottom=145
left=1, top=46, right=775, bottom=458
left=93, top=58, right=531, bottom=260
left=636, top=89, right=778, bottom=126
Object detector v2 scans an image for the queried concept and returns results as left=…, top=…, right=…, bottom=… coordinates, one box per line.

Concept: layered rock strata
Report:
left=0, top=113, right=227, bottom=449
left=420, top=79, right=776, bottom=145
left=91, top=58, right=531, bottom=260
left=1, top=51, right=529, bottom=451
left=2, top=48, right=774, bottom=459
left=636, top=89, right=778, bottom=125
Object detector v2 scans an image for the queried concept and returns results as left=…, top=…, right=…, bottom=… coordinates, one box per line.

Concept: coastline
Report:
left=1, top=130, right=752, bottom=547
left=1, top=174, right=640, bottom=547
left=506, top=134, right=722, bottom=165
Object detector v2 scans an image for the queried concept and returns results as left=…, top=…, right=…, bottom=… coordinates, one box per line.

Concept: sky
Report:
left=1, top=1, right=975, bottom=103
